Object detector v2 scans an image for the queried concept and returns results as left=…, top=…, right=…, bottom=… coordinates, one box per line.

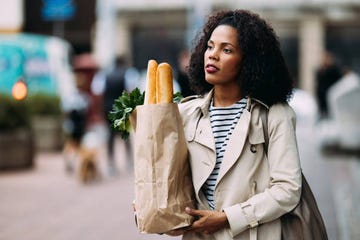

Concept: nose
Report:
left=208, top=48, right=219, bottom=60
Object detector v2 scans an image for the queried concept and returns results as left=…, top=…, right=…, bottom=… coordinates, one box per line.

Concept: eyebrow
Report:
left=208, top=39, right=237, bottom=49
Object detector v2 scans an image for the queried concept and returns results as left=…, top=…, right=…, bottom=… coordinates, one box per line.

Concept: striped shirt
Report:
left=202, top=97, right=247, bottom=209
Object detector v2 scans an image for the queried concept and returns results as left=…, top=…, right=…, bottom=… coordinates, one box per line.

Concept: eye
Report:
left=207, top=44, right=213, bottom=50
left=223, top=48, right=232, bottom=53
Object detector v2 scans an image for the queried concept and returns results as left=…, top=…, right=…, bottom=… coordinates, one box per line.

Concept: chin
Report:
left=205, top=75, right=218, bottom=85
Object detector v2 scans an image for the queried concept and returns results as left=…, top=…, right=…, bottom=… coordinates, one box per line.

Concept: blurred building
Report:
left=94, top=0, right=360, bottom=95
left=0, top=0, right=96, bottom=55
left=23, top=0, right=96, bottom=55
left=1, top=0, right=359, bottom=95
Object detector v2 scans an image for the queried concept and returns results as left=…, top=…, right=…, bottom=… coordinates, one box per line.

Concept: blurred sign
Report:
left=0, top=34, right=57, bottom=96
left=41, top=0, right=76, bottom=21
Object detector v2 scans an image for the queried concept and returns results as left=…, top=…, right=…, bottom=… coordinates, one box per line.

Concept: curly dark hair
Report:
left=188, top=9, right=294, bottom=106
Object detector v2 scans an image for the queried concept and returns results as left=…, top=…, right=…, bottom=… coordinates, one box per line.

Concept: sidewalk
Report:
left=0, top=124, right=359, bottom=240
left=0, top=139, right=178, bottom=240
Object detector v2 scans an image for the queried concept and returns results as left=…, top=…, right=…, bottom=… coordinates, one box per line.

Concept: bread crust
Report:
left=144, top=59, right=158, bottom=104
left=156, top=63, right=173, bottom=103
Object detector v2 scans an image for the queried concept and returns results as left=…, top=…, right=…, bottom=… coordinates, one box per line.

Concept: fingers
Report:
left=185, top=207, right=209, bottom=232
left=185, top=207, right=193, bottom=215
left=184, top=207, right=229, bottom=235
left=185, top=207, right=204, bottom=217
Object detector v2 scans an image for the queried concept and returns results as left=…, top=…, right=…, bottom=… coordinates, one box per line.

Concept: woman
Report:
left=177, top=9, right=302, bottom=239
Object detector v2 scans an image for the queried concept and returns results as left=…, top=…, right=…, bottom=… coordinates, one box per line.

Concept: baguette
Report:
left=156, top=63, right=173, bottom=103
left=144, top=59, right=158, bottom=104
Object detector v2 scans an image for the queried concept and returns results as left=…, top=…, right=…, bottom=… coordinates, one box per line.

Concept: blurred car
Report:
left=0, top=33, right=77, bottom=111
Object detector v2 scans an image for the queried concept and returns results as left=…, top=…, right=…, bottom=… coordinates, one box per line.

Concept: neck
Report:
left=213, top=86, right=242, bottom=107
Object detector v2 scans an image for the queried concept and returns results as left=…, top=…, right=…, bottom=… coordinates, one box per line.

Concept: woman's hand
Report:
left=185, top=207, right=229, bottom=235
left=132, top=201, right=187, bottom=236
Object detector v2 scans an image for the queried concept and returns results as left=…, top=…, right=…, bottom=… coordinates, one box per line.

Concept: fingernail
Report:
left=185, top=207, right=191, bottom=213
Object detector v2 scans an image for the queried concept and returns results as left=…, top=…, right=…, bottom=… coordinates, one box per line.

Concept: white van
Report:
left=0, top=33, right=77, bottom=111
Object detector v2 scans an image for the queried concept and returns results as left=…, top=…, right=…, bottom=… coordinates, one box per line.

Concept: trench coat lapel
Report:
left=216, top=103, right=252, bottom=186
left=192, top=114, right=217, bottom=194
left=194, top=114, right=215, bottom=151
left=193, top=90, right=216, bottom=152
left=187, top=91, right=217, bottom=193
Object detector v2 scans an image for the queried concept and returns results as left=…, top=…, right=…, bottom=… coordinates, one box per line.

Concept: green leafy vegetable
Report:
left=108, top=88, right=144, bottom=140
left=108, top=88, right=183, bottom=140
left=173, top=91, right=183, bottom=103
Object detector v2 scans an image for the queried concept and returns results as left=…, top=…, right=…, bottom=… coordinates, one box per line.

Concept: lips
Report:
left=205, top=64, right=219, bottom=74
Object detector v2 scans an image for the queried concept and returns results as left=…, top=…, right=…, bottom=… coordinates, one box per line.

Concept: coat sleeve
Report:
left=223, top=103, right=302, bottom=237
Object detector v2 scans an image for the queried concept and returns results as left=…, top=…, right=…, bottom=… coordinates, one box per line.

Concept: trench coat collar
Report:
left=198, top=89, right=214, bottom=117
left=195, top=89, right=269, bottom=187
left=198, top=88, right=269, bottom=115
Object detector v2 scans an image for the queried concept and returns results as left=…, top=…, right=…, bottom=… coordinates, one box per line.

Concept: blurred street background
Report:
left=1, top=0, right=360, bottom=240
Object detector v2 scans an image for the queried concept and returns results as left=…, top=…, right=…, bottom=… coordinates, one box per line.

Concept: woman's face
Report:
left=204, top=24, right=242, bottom=87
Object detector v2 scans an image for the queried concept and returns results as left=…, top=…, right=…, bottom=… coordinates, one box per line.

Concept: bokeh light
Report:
left=12, top=81, right=28, bottom=100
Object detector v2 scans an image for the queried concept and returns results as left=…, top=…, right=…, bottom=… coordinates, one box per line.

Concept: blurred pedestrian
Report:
left=62, top=64, right=91, bottom=173
left=176, top=48, right=196, bottom=97
left=326, top=65, right=360, bottom=149
left=327, top=65, right=360, bottom=110
left=62, top=53, right=106, bottom=183
left=103, top=56, right=132, bottom=175
left=315, top=51, right=342, bottom=119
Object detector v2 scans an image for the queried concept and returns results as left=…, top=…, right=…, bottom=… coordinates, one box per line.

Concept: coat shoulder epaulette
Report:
left=180, top=95, right=202, bottom=104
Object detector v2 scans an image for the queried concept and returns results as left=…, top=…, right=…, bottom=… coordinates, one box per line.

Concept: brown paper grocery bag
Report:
left=132, top=103, right=195, bottom=234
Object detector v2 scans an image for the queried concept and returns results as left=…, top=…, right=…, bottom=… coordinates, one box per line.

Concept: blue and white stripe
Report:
left=202, top=97, right=247, bottom=209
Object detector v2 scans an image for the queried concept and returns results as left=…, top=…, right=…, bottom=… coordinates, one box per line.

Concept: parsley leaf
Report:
left=108, top=88, right=144, bottom=140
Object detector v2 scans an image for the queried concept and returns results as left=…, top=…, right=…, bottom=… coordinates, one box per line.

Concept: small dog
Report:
left=63, top=127, right=104, bottom=183
left=79, top=148, right=100, bottom=183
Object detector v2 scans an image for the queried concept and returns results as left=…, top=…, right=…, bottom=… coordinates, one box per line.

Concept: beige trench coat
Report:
left=178, top=90, right=302, bottom=240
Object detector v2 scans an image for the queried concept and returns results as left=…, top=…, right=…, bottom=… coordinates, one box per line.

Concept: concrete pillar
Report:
left=0, top=0, right=23, bottom=32
left=299, top=14, right=325, bottom=95
left=115, top=16, right=131, bottom=62
left=93, top=0, right=116, bottom=69
left=186, top=0, right=211, bottom=47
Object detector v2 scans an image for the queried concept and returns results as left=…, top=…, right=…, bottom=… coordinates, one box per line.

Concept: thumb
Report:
left=185, top=207, right=202, bottom=216
left=185, top=207, right=194, bottom=215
